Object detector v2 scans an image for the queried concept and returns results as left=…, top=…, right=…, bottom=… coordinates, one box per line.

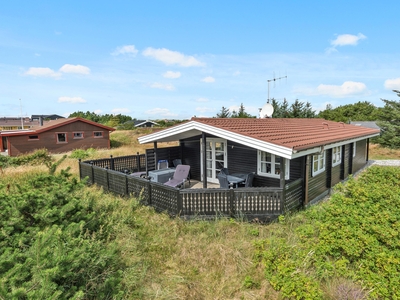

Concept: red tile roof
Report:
left=191, top=117, right=380, bottom=151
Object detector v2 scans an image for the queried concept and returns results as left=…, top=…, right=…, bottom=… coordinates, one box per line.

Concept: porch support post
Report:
left=202, top=132, right=207, bottom=189
left=279, top=158, right=286, bottom=188
left=366, top=138, right=370, bottom=162
left=153, top=142, right=158, bottom=168
left=280, top=158, right=286, bottom=213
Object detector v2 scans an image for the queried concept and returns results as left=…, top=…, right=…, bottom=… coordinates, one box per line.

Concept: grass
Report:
left=369, top=143, right=400, bottom=160
left=2, top=131, right=400, bottom=299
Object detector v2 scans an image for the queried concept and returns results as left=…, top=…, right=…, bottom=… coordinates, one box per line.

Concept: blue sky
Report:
left=1, top=0, right=399, bottom=119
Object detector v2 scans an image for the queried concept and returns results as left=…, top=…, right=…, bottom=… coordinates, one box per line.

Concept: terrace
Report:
left=78, top=147, right=303, bottom=222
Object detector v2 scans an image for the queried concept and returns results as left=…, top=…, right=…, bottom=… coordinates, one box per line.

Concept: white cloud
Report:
left=58, top=96, right=86, bottom=103
left=163, top=71, right=181, bottom=79
left=94, top=109, right=103, bottom=114
left=196, top=106, right=214, bottom=113
left=233, top=71, right=241, bottom=76
left=326, top=33, right=367, bottom=54
left=59, top=64, right=90, bottom=75
left=150, top=82, right=175, bottom=91
left=145, top=107, right=178, bottom=117
left=111, top=108, right=131, bottom=114
left=142, top=47, right=203, bottom=67
left=196, top=97, right=209, bottom=102
left=111, top=45, right=139, bottom=56
left=331, top=33, right=367, bottom=47
left=25, top=67, right=60, bottom=78
left=315, top=81, right=368, bottom=97
left=384, top=78, right=400, bottom=90
left=202, top=76, right=215, bottom=83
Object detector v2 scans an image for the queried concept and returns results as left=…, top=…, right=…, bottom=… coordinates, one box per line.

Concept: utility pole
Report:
left=267, top=75, right=287, bottom=103
left=20, top=99, right=24, bottom=130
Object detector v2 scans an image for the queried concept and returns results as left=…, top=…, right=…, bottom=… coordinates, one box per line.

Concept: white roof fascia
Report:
left=138, top=121, right=200, bottom=143
left=291, top=133, right=380, bottom=159
left=138, top=120, right=293, bottom=159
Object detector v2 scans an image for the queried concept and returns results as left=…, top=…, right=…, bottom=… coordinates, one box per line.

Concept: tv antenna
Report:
left=267, top=74, right=287, bottom=103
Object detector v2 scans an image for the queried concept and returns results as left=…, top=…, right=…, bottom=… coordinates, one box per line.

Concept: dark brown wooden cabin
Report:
left=138, top=118, right=380, bottom=206
left=0, top=117, right=115, bottom=156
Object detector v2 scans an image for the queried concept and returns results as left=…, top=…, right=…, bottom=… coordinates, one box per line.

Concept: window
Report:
left=56, top=133, right=67, bottom=143
left=94, top=131, right=103, bottom=138
left=312, top=151, right=326, bottom=176
left=332, top=146, right=342, bottom=167
left=73, top=132, right=84, bottom=139
left=353, top=142, right=356, bottom=157
left=28, top=135, right=39, bottom=140
left=258, top=151, right=290, bottom=179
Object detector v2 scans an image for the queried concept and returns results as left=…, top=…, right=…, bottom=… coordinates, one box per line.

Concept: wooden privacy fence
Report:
left=79, top=160, right=303, bottom=222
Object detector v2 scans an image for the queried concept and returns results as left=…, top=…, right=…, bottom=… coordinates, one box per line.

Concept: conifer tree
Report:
left=376, top=90, right=400, bottom=148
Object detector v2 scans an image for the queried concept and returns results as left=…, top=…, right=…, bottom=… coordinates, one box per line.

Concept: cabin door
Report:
left=201, top=138, right=227, bottom=184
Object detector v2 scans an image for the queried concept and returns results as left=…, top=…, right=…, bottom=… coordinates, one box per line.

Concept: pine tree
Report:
left=376, top=90, right=400, bottom=148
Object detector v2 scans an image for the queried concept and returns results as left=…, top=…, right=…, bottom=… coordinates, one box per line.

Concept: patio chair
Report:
left=157, top=159, right=169, bottom=170
left=217, top=173, right=232, bottom=189
left=164, top=165, right=191, bottom=189
left=219, top=168, right=229, bottom=176
left=242, top=172, right=255, bottom=187
left=172, top=158, right=182, bottom=167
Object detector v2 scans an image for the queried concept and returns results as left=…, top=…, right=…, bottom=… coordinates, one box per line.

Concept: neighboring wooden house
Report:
left=31, top=114, right=65, bottom=122
left=138, top=117, right=380, bottom=205
left=134, top=120, right=159, bottom=128
left=0, top=117, right=115, bottom=156
left=0, top=117, right=40, bottom=131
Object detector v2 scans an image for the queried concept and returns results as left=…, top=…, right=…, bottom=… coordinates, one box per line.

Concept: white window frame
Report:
left=56, top=132, right=68, bottom=143
left=312, top=151, right=326, bottom=176
left=353, top=142, right=356, bottom=157
left=332, top=146, right=342, bottom=167
left=258, top=151, right=290, bottom=180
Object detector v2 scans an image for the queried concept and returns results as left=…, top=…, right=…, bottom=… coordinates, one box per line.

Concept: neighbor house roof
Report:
left=350, top=121, right=381, bottom=130
left=138, top=117, right=380, bottom=159
left=134, top=120, right=159, bottom=127
left=0, top=117, right=115, bottom=137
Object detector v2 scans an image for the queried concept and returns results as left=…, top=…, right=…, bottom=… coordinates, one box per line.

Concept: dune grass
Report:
left=2, top=131, right=399, bottom=299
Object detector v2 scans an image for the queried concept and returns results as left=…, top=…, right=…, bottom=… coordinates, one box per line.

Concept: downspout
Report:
left=202, top=132, right=207, bottom=189
left=304, top=155, right=310, bottom=206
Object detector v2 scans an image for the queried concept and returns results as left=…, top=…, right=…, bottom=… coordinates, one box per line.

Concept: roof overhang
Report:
left=138, top=120, right=294, bottom=159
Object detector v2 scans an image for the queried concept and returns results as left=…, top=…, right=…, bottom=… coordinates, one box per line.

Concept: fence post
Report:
left=177, top=190, right=183, bottom=216
left=147, top=180, right=152, bottom=206
left=78, top=159, right=82, bottom=180
left=280, top=188, right=285, bottom=214
left=229, top=189, right=235, bottom=217
left=105, top=167, right=109, bottom=191
left=90, top=160, right=94, bottom=184
left=136, top=152, right=141, bottom=172
left=110, top=155, right=114, bottom=170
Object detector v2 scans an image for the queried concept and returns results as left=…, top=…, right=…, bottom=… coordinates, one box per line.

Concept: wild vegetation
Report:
left=1, top=131, right=399, bottom=299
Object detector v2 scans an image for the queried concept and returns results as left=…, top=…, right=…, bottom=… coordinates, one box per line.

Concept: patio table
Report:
left=148, top=168, right=176, bottom=183
left=226, top=175, right=245, bottom=188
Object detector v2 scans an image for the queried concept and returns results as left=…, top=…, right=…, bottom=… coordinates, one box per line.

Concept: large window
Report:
left=312, top=151, right=325, bottom=176
left=94, top=131, right=103, bottom=138
left=258, top=151, right=289, bottom=179
left=56, top=132, right=67, bottom=143
left=332, top=146, right=342, bottom=167
left=73, top=132, right=84, bottom=139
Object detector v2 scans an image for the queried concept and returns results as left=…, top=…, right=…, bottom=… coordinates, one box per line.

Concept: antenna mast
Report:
left=267, top=75, right=287, bottom=103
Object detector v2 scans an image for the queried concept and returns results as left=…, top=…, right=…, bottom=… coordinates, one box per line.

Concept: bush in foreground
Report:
left=0, top=170, right=125, bottom=299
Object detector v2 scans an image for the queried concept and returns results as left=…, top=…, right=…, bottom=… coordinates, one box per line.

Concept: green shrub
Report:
left=0, top=170, right=125, bottom=299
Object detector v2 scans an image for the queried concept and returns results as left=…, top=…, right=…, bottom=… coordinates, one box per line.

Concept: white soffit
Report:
left=138, top=120, right=293, bottom=159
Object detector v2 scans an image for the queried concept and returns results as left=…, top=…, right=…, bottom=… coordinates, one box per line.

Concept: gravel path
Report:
left=368, top=160, right=400, bottom=166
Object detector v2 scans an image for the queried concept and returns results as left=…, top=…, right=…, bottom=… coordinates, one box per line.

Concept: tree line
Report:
left=216, top=90, right=400, bottom=149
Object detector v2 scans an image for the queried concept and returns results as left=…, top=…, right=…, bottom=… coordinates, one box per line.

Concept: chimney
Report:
left=39, top=116, right=43, bottom=126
